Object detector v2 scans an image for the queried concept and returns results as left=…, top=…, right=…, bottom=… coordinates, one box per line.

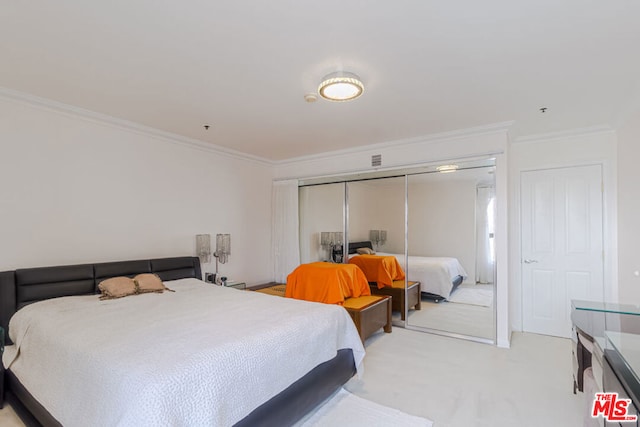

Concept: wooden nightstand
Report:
left=1, top=326, right=4, bottom=409
left=223, top=282, right=246, bottom=290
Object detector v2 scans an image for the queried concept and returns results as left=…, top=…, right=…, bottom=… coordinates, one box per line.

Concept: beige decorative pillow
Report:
left=357, top=247, right=375, bottom=255
left=98, top=276, right=137, bottom=300
left=134, top=273, right=172, bottom=294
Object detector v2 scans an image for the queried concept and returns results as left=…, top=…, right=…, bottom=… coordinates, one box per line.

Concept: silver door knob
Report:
left=523, top=259, right=538, bottom=264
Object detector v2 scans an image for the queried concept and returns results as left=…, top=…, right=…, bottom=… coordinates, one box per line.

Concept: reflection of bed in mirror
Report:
left=348, top=241, right=467, bottom=302
left=346, top=251, right=420, bottom=320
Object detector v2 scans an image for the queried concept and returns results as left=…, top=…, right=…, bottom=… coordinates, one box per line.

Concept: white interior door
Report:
left=521, top=165, right=604, bottom=338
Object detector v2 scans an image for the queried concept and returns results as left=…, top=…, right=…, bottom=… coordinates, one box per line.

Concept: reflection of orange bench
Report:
left=343, top=295, right=392, bottom=343
left=369, top=281, right=421, bottom=321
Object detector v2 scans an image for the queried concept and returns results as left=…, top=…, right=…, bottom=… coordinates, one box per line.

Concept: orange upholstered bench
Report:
left=343, top=295, right=392, bottom=343
left=254, top=284, right=392, bottom=342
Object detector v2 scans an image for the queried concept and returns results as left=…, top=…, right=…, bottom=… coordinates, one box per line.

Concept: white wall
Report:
left=509, top=130, right=618, bottom=331
left=0, top=94, right=274, bottom=285
left=275, top=128, right=511, bottom=347
left=617, top=106, right=640, bottom=303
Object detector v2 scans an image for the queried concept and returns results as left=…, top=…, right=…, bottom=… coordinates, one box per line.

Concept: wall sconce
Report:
left=369, top=230, right=387, bottom=250
left=320, top=232, right=343, bottom=249
left=332, top=232, right=344, bottom=263
left=196, top=234, right=211, bottom=263
left=215, top=233, right=231, bottom=265
left=320, top=231, right=344, bottom=262
left=320, top=232, right=332, bottom=250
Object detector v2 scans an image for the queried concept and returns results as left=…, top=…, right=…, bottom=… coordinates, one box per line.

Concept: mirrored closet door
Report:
left=405, top=164, right=496, bottom=341
left=297, top=158, right=497, bottom=343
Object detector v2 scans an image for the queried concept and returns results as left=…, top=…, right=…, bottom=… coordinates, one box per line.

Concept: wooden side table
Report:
left=343, top=295, right=392, bottom=343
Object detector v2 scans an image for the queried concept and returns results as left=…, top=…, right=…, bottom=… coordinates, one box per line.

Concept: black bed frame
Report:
left=0, top=256, right=355, bottom=427
left=347, top=240, right=375, bottom=255
left=347, top=241, right=464, bottom=302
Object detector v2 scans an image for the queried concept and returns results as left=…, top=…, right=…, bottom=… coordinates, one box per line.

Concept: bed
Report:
left=0, top=256, right=364, bottom=427
left=348, top=242, right=467, bottom=302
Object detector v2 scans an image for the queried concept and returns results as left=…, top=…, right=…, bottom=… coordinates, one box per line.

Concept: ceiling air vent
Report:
left=371, top=154, right=382, bottom=167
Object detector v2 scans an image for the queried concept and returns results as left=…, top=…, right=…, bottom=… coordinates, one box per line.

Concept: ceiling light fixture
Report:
left=436, top=164, right=459, bottom=173
left=318, top=71, right=364, bottom=102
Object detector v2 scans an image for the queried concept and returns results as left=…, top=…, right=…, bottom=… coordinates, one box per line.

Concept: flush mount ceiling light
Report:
left=436, top=164, right=459, bottom=173
left=318, top=71, right=364, bottom=102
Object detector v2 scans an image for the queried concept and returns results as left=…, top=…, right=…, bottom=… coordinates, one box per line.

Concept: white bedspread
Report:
left=376, top=253, right=467, bottom=300
left=3, top=278, right=365, bottom=427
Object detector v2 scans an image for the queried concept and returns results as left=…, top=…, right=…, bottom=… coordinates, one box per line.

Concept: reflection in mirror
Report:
left=296, top=158, right=497, bottom=343
left=347, top=177, right=420, bottom=322
left=347, top=177, right=405, bottom=254
left=406, top=164, right=496, bottom=341
left=299, top=183, right=345, bottom=264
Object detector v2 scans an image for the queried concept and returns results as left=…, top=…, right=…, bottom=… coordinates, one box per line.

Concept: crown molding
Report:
left=512, top=125, right=614, bottom=144
left=0, top=87, right=273, bottom=166
left=274, top=121, right=514, bottom=166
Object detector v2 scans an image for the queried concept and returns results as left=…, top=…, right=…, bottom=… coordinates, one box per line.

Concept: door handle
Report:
left=523, top=259, right=538, bottom=264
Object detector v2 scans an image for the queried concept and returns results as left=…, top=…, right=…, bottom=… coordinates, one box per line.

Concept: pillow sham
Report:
left=356, top=247, right=375, bottom=255
left=98, top=276, right=137, bottom=300
left=134, top=273, right=173, bottom=294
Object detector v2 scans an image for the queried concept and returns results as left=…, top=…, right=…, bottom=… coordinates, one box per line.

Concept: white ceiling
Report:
left=2, top=1, right=639, bottom=161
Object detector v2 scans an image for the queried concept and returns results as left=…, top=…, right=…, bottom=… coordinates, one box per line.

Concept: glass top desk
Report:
left=572, top=300, right=640, bottom=341
left=572, top=300, right=640, bottom=405
left=573, top=300, right=640, bottom=316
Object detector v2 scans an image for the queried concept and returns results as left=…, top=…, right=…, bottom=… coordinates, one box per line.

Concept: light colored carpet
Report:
left=447, top=284, right=494, bottom=307
left=296, top=388, right=433, bottom=427
left=347, top=329, right=584, bottom=427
